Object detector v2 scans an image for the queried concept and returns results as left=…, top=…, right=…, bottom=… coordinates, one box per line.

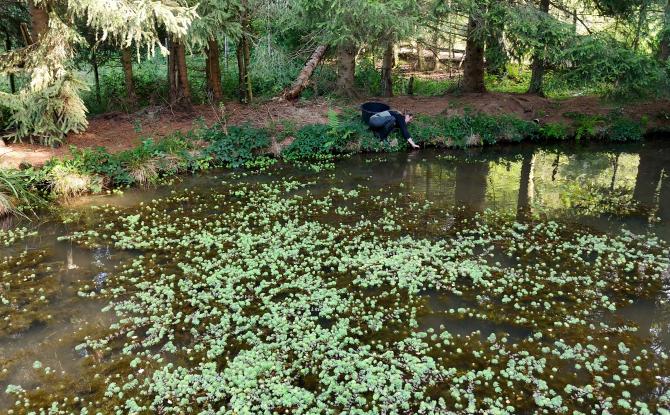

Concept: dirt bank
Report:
left=1, top=93, right=668, bottom=168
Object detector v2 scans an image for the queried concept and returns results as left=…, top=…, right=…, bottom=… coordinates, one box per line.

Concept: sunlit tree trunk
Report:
left=236, top=35, right=252, bottom=103
left=29, top=0, right=48, bottom=43
left=431, top=30, right=441, bottom=72
left=282, top=44, right=328, bottom=100
left=121, top=48, right=137, bottom=108
left=168, top=37, right=192, bottom=111
left=206, top=38, right=223, bottom=102
left=336, top=42, right=356, bottom=97
left=462, top=14, right=485, bottom=93
left=528, top=0, right=550, bottom=95
left=380, top=41, right=394, bottom=97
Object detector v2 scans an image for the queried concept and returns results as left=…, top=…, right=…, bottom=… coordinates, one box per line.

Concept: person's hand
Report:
left=408, top=138, right=420, bottom=149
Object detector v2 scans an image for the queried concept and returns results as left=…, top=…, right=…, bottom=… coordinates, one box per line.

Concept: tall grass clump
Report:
left=0, top=168, right=44, bottom=217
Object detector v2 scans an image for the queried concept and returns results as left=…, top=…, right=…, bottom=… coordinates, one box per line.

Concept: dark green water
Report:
left=0, top=140, right=669, bottom=413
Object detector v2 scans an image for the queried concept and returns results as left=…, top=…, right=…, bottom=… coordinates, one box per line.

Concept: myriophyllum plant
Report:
left=4, top=177, right=670, bottom=414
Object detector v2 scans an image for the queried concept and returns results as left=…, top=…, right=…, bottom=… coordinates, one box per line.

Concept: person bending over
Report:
left=369, top=110, right=420, bottom=149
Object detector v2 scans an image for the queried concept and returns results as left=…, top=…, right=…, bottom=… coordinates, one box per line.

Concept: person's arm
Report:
left=394, top=113, right=420, bottom=149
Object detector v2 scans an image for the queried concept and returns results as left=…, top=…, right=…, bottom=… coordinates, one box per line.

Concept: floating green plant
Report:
left=4, top=175, right=670, bottom=414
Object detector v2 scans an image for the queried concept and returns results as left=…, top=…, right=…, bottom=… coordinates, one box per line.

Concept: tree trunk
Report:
left=528, top=0, right=550, bottom=95
left=5, top=33, right=16, bottom=93
left=380, top=42, right=394, bottom=97
left=176, top=40, right=192, bottom=110
left=92, top=51, right=101, bottom=104
left=336, top=43, right=357, bottom=97
left=236, top=35, right=253, bottom=103
left=29, top=0, right=48, bottom=43
left=462, top=14, right=485, bottom=93
left=168, top=37, right=178, bottom=105
left=206, top=38, right=223, bottom=102
left=659, top=0, right=670, bottom=61
left=236, top=40, right=246, bottom=103
left=243, top=34, right=252, bottom=100
left=281, top=44, right=328, bottom=100
left=121, top=48, right=137, bottom=108
left=168, top=37, right=192, bottom=110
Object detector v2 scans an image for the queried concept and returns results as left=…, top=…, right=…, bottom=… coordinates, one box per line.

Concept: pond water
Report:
left=1, top=140, right=669, bottom=413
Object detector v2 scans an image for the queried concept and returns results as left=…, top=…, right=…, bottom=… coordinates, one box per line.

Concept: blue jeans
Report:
left=372, top=111, right=410, bottom=141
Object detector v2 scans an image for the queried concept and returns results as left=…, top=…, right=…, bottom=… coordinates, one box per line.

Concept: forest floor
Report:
left=1, top=92, right=669, bottom=168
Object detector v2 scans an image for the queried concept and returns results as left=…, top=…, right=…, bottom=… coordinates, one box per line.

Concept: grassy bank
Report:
left=0, top=109, right=657, bottom=218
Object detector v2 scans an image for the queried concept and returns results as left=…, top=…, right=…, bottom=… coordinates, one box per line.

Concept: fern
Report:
left=327, top=108, right=339, bottom=134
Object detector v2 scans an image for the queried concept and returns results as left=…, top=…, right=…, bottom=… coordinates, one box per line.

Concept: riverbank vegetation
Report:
left=0, top=108, right=655, bottom=217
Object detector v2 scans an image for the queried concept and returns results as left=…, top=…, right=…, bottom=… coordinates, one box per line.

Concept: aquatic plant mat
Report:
left=3, top=168, right=670, bottom=414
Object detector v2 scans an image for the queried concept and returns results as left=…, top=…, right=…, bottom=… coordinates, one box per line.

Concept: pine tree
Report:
left=0, top=0, right=197, bottom=144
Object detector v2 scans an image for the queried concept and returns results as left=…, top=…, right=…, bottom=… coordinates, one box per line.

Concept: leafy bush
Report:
left=563, top=112, right=605, bottom=141
left=282, top=124, right=341, bottom=160
left=605, top=115, right=644, bottom=142
left=556, top=34, right=669, bottom=99
left=67, top=146, right=132, bottom=186
left=485, top=65, right=532, bottom=94
left=539, top=122, right=570, bottom=140
left=204, top=124, right=271, bottom=168
left=410, top=112, right=539, bottom=147
left=355, top=59, right=382, bottom=96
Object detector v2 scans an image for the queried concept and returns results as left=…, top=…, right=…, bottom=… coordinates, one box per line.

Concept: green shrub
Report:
left=204, top=124, right=271, bottom=168
left=539, top=122, right=570, bottom=140
left=605, top=115, right=644, bottom=142
left=68, top=146, right=132, bottom=186
left=282, top=124, right=341, bottom=160
left=556, top=34, right=669, bottom=99
left=563, top=112, right=604, bottom=141
left=410, top=112, right=538, bottom=147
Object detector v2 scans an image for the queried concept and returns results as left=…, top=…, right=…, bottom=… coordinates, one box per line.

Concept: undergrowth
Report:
left=0, top=109, right=649, bottom=217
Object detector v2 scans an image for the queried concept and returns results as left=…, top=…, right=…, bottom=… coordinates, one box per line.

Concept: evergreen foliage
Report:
left=0, top=0, right=669, bottom=141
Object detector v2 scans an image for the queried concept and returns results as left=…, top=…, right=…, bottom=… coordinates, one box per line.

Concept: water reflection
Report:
left=1, top=139, right=669, bottom=410
left=358, top=140, right=670, bottom=354
left=377, top=141, right=670, bottom=241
